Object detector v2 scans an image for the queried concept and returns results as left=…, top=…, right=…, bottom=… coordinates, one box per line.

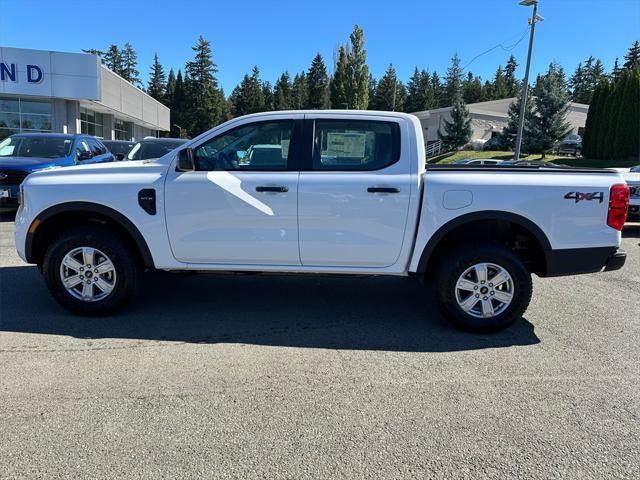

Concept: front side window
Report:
left=76, top=139, right=91, bottom=156
left=193, top=120, right=293, bottom=171
left=312, top=120, right=399, bottom=171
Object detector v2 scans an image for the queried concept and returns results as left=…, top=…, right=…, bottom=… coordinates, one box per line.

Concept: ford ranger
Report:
left=14, top=111, right=630, bottom=331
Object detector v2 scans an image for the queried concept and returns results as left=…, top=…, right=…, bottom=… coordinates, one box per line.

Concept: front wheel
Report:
left=435, top=242, right=533, bottom=332
left=42, top=226, right=140, bottom=315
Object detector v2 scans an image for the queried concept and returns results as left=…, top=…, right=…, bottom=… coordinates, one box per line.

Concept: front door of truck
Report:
left=164, top=116, right=303, bottom=266
left=297, top=116, right=412, bottom=268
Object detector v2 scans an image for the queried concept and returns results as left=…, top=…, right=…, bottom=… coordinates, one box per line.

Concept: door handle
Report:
left=367, top=187, right=400, bottom=194
left=256, top=186, right=288, bottom=193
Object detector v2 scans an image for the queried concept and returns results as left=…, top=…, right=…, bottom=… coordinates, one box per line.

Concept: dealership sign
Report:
left=0, top=47, right=100, bottom=101
left=1, top=62, right=44, bottom=83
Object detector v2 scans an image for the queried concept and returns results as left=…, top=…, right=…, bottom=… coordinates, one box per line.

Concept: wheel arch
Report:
left=26, top=202, right=155, bottom=269
left=415, top=210, right=552, bottom=276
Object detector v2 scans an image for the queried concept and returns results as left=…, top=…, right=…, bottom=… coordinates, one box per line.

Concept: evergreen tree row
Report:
left=87, top=36, right=640, bottom=139
left=582, top=67, right=640, bottom=160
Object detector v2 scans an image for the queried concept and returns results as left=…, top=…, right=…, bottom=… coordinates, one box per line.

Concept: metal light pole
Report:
left=514, top=0, right=541, bottom=161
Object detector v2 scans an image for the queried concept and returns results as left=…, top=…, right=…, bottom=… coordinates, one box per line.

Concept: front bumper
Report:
left=0, top=184, right=20, bottom=208
left=545, top=246, right=626, bottom=276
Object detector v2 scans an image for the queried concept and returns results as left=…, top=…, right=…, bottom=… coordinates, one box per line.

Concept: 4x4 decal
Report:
left=564, top=191, right=604, bottom=203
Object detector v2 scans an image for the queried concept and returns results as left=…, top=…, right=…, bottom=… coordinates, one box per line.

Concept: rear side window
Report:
left=312, top=120, right=400, bottom=171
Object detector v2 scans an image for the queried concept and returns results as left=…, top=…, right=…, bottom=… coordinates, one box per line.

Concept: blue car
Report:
left=0, top=133, right=113, bottom=208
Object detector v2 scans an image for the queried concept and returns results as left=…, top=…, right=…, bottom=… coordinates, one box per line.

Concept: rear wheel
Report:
left=42, top=226, right=140, bottom=315
left=435, top=242, right=532, bottom=332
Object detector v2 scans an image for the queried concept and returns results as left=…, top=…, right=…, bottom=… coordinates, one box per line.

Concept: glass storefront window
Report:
left=114, top=118, right=133, bottom=140
left=0, top=97, right=53, bottom=141
left=80, top=107, right=104, bottom=138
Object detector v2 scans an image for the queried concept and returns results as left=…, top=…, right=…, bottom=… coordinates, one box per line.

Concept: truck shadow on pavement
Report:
left=0, top=265, right=541, bottom=352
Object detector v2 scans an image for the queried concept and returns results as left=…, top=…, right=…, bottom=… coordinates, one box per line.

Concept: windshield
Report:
left=127, top=140, right=185, bottom=160
left=0, top=136, right=73, bottom=159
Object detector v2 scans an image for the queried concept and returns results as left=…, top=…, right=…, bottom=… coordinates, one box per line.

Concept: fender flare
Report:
left=415, top=210, right=552, bottom=273
left=26, top=201, right=155, bottom=268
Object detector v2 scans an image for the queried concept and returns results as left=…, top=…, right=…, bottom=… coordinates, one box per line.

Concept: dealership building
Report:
left=0, top=46, right=170, bottom=142
left=413, top=98, right=589, bottom=147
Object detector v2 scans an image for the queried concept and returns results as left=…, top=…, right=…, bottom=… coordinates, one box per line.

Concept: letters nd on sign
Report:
left=0, top=63, right=44, bottom=83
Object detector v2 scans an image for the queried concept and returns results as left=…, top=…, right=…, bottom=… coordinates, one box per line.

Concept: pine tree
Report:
left=443, top=54, right=464, bottom=105
left=165, top=69, right=176, bottom=108
left=306, top=53, right=329, bottom=109
left=571, top=56, right=606, bottom=104
left=346, top=25, right=369, bottom=109
left=184, top=36, right=224, bottom=135
left=594, top=81, right=614, bottom=159
left=103, top=44, right=123, bottom=75
left=405, top=68, right=435, bottom=112
left=330, top=46, right=349, bottom=108
left=528, top=63, right=572, bottom=158
left=611, top=58, right=623, bottom=81
left=462, top=72, right=483, bottom=104
left=369, top=64, right=403, bottom=111
left=120, top=43, right=141, bottom=87
left=430, top=71, right=444, bottom=107
left=603, top=76, right=626, bottom=159
left=569, top=62, right=587, bottom=103
left=581, top=79, right=608, bottom=158
left=498, top=95, right=535, bottom=151
left=491, top=66, right=508, bottom=100
left=438, top=100, right=472, bottom=149
left=368, top=74, right=377, bottom=104
left=171, top=69, right=187, bottom=137
left=262, top=81, right=274, bottom=111
left=291, top=72, right=308, bottom=109
left=274, top=72, right=292, bottom=110
left=229, top=66, right=266, bottom=117
left=623, top=40, right=640, bottom=70
left=147, top=53, right=166, bottom=102
left=613, top=68, right=640, bottom=160
left=504, top=55, right=519, bottom=97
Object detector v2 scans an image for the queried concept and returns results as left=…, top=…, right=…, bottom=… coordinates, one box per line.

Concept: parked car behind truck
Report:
left=15, top=111, right=629, bottom=332
left=0, top=133, right=113, bottom=209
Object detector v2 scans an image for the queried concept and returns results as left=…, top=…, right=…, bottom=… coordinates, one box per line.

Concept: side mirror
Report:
left=114, top=153, right=125, bottom=161
left=77, top=150, right=93, bottom=161
left=176, top=148, right=195, bottom=171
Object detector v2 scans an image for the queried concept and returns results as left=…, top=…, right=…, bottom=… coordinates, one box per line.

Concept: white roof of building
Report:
left=411, top=97, right=589, bottom=119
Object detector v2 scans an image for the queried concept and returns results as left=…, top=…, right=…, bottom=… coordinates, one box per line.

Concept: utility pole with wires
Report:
left=514, top=0, right=543, bottom=161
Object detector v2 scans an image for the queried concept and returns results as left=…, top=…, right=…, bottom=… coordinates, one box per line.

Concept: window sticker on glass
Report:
left=325, top=132, right=367, bottom=158
left=281, top=139, right=290, bottom=158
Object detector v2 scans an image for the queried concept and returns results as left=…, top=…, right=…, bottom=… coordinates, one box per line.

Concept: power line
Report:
left=461, top=26, right=530, bottom=73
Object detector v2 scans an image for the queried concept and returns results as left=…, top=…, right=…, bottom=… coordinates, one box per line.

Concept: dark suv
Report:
left=126, top=137, right=187, bottom=161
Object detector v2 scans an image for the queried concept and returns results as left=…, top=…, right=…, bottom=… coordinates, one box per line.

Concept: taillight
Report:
left=607, top=183, right=629, bottom=231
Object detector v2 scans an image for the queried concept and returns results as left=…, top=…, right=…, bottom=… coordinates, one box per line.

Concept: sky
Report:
left=1, top=0, right=639, bottom=93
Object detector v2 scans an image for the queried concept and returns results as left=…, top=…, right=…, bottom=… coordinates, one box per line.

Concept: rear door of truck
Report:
left=297, top=114, right=413, bottom=268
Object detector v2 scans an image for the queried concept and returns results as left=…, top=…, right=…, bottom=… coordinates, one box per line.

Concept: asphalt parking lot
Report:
left=1, top=214, right=638, bottom=480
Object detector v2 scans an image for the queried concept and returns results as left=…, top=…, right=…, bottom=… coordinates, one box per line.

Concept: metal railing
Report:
left=425, top=140, right=443, bottom=158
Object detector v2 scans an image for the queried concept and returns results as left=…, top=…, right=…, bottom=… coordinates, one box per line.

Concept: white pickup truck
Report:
left=14, top=111, right=630, bottom=332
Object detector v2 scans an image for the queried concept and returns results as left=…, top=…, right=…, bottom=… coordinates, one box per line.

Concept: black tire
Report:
left=435, top=241, right=532, bottom=332
left=42, top=226, right=140, bottom=315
